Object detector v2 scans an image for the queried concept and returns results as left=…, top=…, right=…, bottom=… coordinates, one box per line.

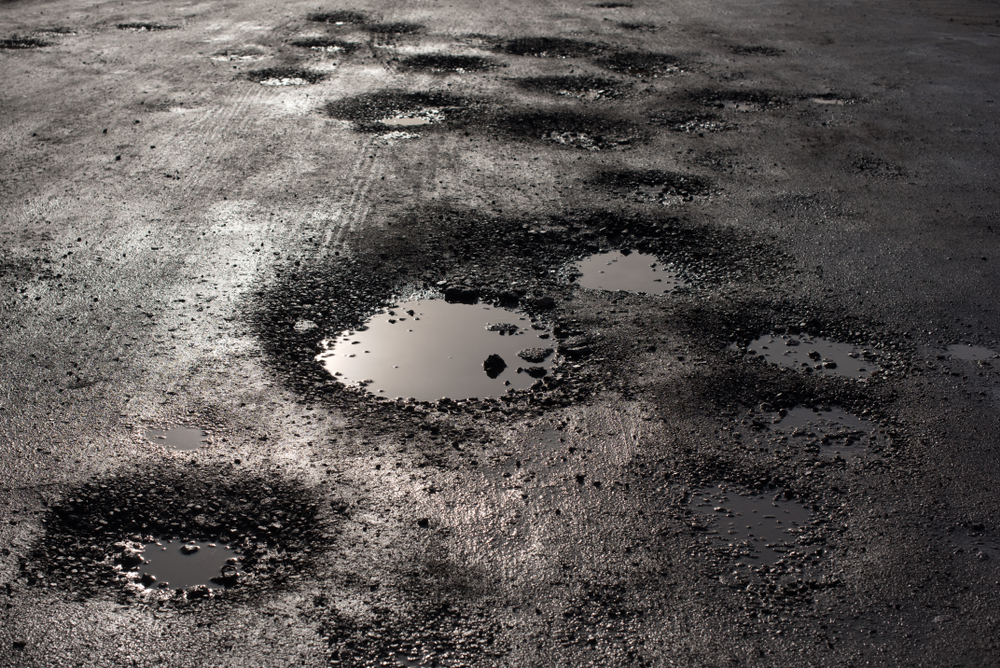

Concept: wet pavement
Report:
left=2, top=0, right=1000, bottom=666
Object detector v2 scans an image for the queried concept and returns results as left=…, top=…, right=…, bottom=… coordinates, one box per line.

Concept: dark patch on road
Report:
left=397, top=54, right=497, bottom=73
left=852, top=154, right=906, bottom=179
left=0, top=36, right=51, bottom=49
left=491, top=36, right=607, bottom=58
left=513, top=75, right=627, bottom=99
left=365, top=22, right=424, bottom=35
left=116, top=23, right=179, bottom=32
left=618, top=22, right=658, bottom=32
left=649, top=109, right=732, bottom=133
left=594, top=51, right=684, bottom=77
left=290, top=37, right=362, bottom=53
left=21, top=462, right=331, bottom=602
left=592, top=168, right=714, bottom=200
left=244, top=66, right=328, bottom=85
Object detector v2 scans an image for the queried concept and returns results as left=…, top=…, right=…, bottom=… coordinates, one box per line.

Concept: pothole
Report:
left=306, top=11, right=370, bottom=26
left=513, top=75, right=625, bottom=100
left=290, top=37, right=361, bottom=53
left=119, top=538, right=242, bottom=591
left=570, top=250, right=682, bottom=295
left=316, top=298, right=554, bottom=401
left=398, top=54, right=496, bottom=73
left=116, top=23, right=179, bottom=32
left=594, top=51, right=683, bottom=77
left=593, top=168, right=713, bottom=201
left=649, top=110, right=732, bottom=133
left=245, top=67, right=327, bottom=86
left=23, top=464, right=328, bottom=600
left=730, top=45, right=784, bottom=56
left=0, top=37, right=51, bottom=49
left=499, top=110, right=640, bottom=151
left=491, top=36, right=606, bottom=58
left=747, top=334, right=877, bottom=378
left=618, top=22, right=658, bottom=32
left=689, top=89, right=790, bottom=111
left=768, top=406, right=879, bottom=461
left=325, top=90, right=477, bottom=132
left=947, top=343, right=998, bottom=360
left=211, top=47, right=268, bottom=62
left=365, top=22, right=424, bottom=35
left=689, top=484, right=813, bottom=564
left=144, top=426, right=212, bottom=451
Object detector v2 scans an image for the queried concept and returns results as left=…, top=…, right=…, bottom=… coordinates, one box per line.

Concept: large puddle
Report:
left=571, top=250, right=682, bottom=294
left=317, top=299, right=554, bottom=401
left=747, top=334, right=875, bottom=378
left=770, top=407, right=877, bottom=461
left=689, top=484, right=812, bottom=564
left=144, top=426, right=211, bottom=451
left=128, top=539, right=241, bottom=590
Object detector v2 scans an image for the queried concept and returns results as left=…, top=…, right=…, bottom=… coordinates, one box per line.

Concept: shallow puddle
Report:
left=145, top=426, right=211, bottom=451
left=317, top=299, right=554, bottom=401
left=747, top=334, right=875, bottom=378
left=134, top=539, right=240, bottom=590
left=946, top=343, right=997, bottom=360
left=690, top=484, right=812, bottom=564
left=771, top=407, right=875, bottom=460
left=572, top=250, right=681, bottom=294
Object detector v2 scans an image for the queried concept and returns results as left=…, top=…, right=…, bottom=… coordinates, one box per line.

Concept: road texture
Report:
left=2, top=0, right=999, bottom=666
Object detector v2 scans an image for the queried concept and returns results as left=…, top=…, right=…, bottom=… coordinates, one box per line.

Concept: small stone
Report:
left=180, top=543, right=200, bottom=555
left=140, top=572, right=157, bottom=587
left=808, top=350, right=821, bottom=360
left=444, top=285, right=479, bottom=304
left=483, top=354, right=507, bottom=378
left=518, top=348, right=553, bottom=363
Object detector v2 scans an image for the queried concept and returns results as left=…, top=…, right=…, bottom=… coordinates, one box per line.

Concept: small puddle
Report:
left=747, top=334, right=875, bottom=378
left=317, top=299, right=554, bottom=401
left=572, top=250, right=682, bottom=294
left=770, top=407, right=875, bottom=460
left=689, top=484, right=812, bottom=564
left=129, top=539, right=241, bottom=590
left=946, top=344, right=997, bottom=360
left=145, top=426, right=211, bottom=451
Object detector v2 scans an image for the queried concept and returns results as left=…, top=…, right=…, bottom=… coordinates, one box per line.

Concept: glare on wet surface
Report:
left=144, top=426, right=211, bottom=451
left=135, top=540, right=240, bottom=590
left=317, top=299, right=554, bottom=401
left=690, top=484, right=812, bottom=564
left=946, top=343, right=997, bottom=360
left=747, top=334, right=875, bottom=378
left=572, top=250, right=682, bottom=294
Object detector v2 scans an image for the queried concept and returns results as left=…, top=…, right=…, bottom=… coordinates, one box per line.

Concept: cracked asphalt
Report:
left=2, top=0, right=999, bottom=666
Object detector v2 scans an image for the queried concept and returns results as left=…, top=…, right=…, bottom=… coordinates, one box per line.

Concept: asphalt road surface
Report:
left=2, top=0, right=999, bottom=666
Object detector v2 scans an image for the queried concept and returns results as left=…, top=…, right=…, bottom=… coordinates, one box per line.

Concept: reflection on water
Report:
left=572, top=250, right=682, bottom=294
left=317, top=299, right=553, bottom=401
left=135, top=539, right=240, bottom=590
left=144, top=426, right=211, bottom=451
left=747, top=334, right=875, bottom=378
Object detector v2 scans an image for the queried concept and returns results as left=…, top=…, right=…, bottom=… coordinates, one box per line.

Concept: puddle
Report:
left=946, top=344, right=997, bottom=360
left=0, top=37, right=51, bottom=49
left=571, top=250, right=682, bottom=294
left=399, top=54, right=495, bottom=73
left=769, top=407, right=876, bottom=460
left=127, top=539, right=241, bottom=590
left=245, top=67, right=326, bottom=86
left=689, top=484, right=812, bottom=564
left=747, top=334, right=876, bottom=378
left=144, top=426, right=211, bottom=451
left=317, top=299, right=554, bottom=401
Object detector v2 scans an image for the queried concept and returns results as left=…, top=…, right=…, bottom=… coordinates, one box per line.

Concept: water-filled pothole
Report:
left=571, top=250, right=682, bottom=294
left=769, top=407, right=877, bottom=461
left=317, top=299, right=554, bottom=401
left=144, top=426, right=211, bottom=451
left=245, top=67, right=327, bottom=86
left=689, top=484, right=812, bottom=564
left=122, top=539, right=242, bottom=591
left=947, top=343, right=997, bottom=360
left=747, top=334, right=876, bottom=378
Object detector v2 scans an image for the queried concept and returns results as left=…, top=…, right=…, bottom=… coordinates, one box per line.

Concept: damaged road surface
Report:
left=2, top=0, right=999, bottom=666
